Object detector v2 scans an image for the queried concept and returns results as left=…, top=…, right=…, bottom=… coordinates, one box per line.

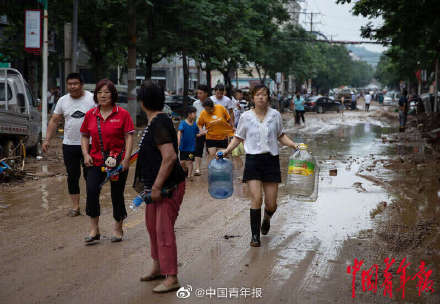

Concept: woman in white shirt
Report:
left=221, top=84, right=298, bottom=247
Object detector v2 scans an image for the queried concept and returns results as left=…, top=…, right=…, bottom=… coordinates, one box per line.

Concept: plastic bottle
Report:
left=286, top=143, right=319, bottom=202
left=208, top=152, right=233, bottom=199
left=130, top=190, right=153, bottom=210
left=130, top=188, right=173, bottom=210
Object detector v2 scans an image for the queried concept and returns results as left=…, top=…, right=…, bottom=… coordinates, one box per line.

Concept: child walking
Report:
left=177, top=106, right=203, bottom=181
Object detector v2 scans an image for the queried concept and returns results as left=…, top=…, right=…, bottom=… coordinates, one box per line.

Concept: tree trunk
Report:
left=256, top=66, right=263, bottom=83
left=206, top=68, right=212, bottom=89
left=222, top=70, right=232, bottom=97
left=145, top=54, right=153, bottom=80
left=182, top=51, right=189, bottom=105
left=93, top=53, right=106, bottom=81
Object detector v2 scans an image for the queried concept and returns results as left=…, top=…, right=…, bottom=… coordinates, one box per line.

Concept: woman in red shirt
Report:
left=80, top=79, right=134, bottom=244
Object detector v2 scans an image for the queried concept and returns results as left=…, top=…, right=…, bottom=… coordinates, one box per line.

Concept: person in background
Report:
left=47, top=88, right=54, bottom=113
left=220, top=84, right=299, bottom=247
left=398, top=89, right=409, bottom=132
left=42, top=73, right=95, bottom=217
left=177, top=106, right=202, bottom=181
left=197, top=99, right=234, bottom=163
left=364, top=92, right=372, bottom=112
left=351, top=93, right=356, bottom=110
left=294, top=91, right=305, bottom=125
left=80, top=79, right=134, bottom=244
left=231, top=89, right=247, bottom=168
left=210, top=83, right=235, bottom=127
left=193, top=85, right=210, bottom=176
left=134, top=81, right=186, bottom=293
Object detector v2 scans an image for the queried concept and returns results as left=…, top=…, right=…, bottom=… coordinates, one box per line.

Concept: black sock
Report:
left=250, top=208, right=261, bottom=237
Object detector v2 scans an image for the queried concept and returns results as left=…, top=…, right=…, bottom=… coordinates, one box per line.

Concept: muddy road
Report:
left=1, top=103, right=439, bottom=304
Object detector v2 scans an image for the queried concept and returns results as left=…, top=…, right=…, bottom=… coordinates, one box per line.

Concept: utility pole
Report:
left=41, top=0, right=48, bottom=140
left=127, top=0, right=137, bottom=125
left=291, top=10, right=321, bottom=34
left=72, top=0, right=79, bottom=72
left=435, top=57, right=439, bottom=112
left=64, top=23, right=72, bottom=81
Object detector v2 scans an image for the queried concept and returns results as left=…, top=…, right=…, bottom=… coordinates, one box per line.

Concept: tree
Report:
left=77, top=0, right=127, bottom=81
left=350, top=60, right=374, bottom=88
left=136, top=0, right=176, bottom=80
left=337, top=0, right=440, bottom=94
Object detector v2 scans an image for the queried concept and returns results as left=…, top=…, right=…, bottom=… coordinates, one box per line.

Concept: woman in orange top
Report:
left=197, top=99, right=234, bottom=162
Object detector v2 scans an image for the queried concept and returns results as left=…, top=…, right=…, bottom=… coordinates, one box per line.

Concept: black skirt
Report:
left=243, top=153, right=281, bottom=183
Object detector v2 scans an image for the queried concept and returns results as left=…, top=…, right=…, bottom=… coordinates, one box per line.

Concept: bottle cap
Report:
left=299, top=143, right=308, bottom=150
left=216, top=151, right=224, bottom=158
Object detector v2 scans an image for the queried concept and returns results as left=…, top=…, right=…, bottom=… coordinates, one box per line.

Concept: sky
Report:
left=298, top=0, right=387, bottom=54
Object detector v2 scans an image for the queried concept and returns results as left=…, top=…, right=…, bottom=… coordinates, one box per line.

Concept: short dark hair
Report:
left=185, top=106, right=197, bottom=117
left=197, top=84, right=210, bottom=94
left=234, top=89, right=242, bottom=94
left=251, top=84, right=270, bottom=98
left=138, top=80, right=165, bottom=111
left=202, top=98, right=214, bottom=108
left=215, top=84, right=225, bottom=91
left=94, top=79, right=118, bottom=105
left=66, top=73, right=84, bottom=84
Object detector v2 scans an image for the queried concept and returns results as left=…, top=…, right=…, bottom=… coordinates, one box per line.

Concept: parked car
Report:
left=421, top=93, right=435, bottom=113
left=0, top=68, right=42, bottom=157
left=383, top=91, right=399, bottom=106
left=165, top=95, right=196, bottom=115
left=117, top=91, right=172, bottom=124
left=408, top=94, right=424, bottom=115
left=304, top=96, right=343, bottom=113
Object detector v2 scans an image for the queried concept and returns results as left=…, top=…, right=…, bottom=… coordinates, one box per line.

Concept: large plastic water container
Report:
left=286, top=143, right=319, bottom=202
left=208, top=152, right=233, bottom=199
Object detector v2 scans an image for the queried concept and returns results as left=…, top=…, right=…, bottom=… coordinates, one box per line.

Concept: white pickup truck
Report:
left=0, top=68, right=42, bottom=158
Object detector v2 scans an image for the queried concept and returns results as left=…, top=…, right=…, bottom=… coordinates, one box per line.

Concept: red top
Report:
left=80, top=105, right=135, bottom=166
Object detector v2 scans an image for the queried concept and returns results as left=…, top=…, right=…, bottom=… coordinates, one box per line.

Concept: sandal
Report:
left=67, top=209, right=81, bottom=217
left=111, top=230, right=124, bottom=243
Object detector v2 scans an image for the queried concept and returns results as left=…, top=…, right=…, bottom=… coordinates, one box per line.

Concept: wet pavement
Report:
left=0, top=104, right=439, bottom=303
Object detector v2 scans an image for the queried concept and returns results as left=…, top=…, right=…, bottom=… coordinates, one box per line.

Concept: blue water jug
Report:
left=208, top=152, right=233, bottom=199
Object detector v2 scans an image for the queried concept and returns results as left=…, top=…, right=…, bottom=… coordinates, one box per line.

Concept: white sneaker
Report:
left=194, top=169, right=201, bottom=176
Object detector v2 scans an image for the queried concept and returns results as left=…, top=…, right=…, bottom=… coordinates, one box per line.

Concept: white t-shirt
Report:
left=193, top=99, right=204, bottom=121
left=365, top=94, right=372, bottom=104
left=47, top=91, right=54, bottom=105
left=54, top=91, right=95, bottom=145
left=235, top=108, right=284, bottom=156
left=210, top=95, right=234, bottom=110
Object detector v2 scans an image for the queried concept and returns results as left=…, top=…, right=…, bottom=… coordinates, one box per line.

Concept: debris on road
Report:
left=329, top=169, right=337, bottom=176
left=224, top=234, right=241, bottom=240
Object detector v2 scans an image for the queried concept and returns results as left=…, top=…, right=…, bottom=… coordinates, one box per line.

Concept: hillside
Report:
left=346, top=45, right=381, bottom=67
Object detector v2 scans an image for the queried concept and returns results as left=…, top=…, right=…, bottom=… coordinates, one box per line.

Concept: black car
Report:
left=304, top=96, right=343, bottom=113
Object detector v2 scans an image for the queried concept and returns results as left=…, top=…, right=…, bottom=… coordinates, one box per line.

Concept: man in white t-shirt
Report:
left=210, top=83, right=235, bottom=127
left=42, top=73, right=96, bottom=217
left=192, top=84, right=210, bottom=176
left=364, top=92, right=372, bottom=112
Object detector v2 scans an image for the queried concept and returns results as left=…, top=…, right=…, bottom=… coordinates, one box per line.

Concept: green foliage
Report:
left=77, top=0, right=128, bottom=79
left=337, top=0, right=440, bottom=88
left=1, top=0, right=374, bottom=95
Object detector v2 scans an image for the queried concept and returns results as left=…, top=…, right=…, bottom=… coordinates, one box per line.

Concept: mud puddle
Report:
left=1, top=110, right=438, bottom=304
